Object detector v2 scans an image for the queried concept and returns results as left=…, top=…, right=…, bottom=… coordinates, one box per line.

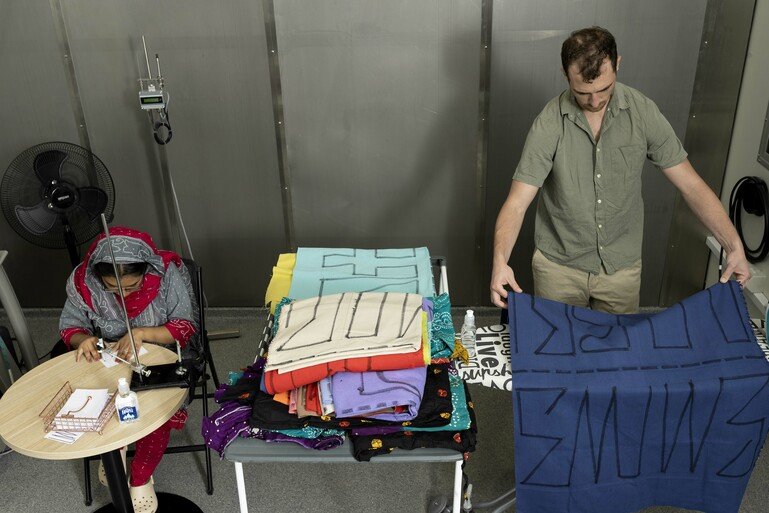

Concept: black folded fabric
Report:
left=215, top=366, right=263, bottom=405
left=349, top=382, right=478, bottom=462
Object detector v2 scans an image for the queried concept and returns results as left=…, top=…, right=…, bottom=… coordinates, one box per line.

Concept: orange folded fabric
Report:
left=263, top=344, right=427, bottom=394
left=272, top=391, right=289, bottom=405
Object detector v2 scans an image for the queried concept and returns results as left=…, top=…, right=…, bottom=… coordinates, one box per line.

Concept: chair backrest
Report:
left=181, top=258, right=204, bottom=325
left=181, top=258, right=208, bottom=367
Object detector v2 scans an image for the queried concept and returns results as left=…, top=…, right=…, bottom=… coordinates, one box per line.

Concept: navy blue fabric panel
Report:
left=509, top=281, right=769, bottom=513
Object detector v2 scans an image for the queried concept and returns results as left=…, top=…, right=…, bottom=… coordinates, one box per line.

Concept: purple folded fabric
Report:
left=350, top=425, right=402, bottom=436
left=422, top=298, right=434, bottom=321
left=203, top=399, right=346, bottom=455
left=260, top=431, right=345, bottom=450
left=331, top=366, right=427, bottom=421
left=202, top=400, right=253, bottom=456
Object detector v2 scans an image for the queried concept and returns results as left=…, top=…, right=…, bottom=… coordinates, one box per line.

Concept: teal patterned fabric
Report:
left=227, top=370, right=244, bottom=385
left=274, top=426, right=345, bottom=439
left=430, top=293, right=455, bottom=359
left=271, top=297, right=293, bottom=338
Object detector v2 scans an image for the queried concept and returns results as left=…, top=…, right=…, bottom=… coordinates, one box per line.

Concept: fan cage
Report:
left=1, top=142, right=115, bottom=249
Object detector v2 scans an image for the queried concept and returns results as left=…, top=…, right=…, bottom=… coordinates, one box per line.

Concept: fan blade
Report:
left=33, top=150, right=68, bottom=185
left=75, top=186, right=108, bottom=220
left=15, top=201, right=58, bottom=235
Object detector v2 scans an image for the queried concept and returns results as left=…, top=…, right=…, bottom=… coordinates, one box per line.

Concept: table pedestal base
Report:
left=94, top=492, right=203, bottom=512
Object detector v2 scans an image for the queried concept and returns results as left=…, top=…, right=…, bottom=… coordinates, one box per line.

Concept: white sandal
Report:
left=129, top=478, right=158, bottom=513
left=98, top=446, right=127, bottom=486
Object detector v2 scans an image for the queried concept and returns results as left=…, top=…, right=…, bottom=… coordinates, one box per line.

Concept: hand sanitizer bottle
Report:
left=461, top=309, right=477, bottom=358
left=115, top=377, right=139, bottom=424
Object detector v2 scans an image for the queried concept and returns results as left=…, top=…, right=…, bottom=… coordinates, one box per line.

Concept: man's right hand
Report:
left=75, top=336, right=101, bottom=363
left=490, top=264, right=522, bottom=308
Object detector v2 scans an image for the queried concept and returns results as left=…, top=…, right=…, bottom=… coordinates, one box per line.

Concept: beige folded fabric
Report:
left=265, top=292, right=423, bottom=373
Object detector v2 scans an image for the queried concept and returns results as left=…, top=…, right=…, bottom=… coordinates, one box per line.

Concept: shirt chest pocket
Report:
left=610, top=145, right=646, bottom=190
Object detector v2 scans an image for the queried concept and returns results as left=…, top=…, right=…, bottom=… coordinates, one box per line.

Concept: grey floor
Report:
left=1, top=308, right=768, bottom=513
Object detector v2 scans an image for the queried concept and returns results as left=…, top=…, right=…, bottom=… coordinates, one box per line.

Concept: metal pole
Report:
left=0, top=251, right=38, bottom=369
left=99, top=215, right=148, bottom=377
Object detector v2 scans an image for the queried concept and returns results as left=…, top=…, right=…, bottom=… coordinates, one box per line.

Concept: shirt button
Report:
left=599, top=245, right=604, bottom=250
left=597, top=199, right=602, bottom=204
left=596, top=173, right=602, bottom=178
left=597, top=148, right=601, bottom=152
left=598, top=224, right=603, bottom=229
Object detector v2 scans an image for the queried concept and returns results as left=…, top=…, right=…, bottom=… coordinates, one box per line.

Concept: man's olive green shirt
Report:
left=513, top=82, right=687, bottom=274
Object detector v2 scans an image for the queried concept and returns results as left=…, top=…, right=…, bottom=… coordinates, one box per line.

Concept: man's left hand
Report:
left=720, top=249, right=751, bottom=288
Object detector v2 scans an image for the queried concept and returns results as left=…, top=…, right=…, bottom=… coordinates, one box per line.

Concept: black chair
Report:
left=82, top=259, right=220, bottom=505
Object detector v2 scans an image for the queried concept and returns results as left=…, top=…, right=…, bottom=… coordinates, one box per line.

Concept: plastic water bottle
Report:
left=461, top=309, right=477, bottom=358
left=115, top=377, right=139, bottom=424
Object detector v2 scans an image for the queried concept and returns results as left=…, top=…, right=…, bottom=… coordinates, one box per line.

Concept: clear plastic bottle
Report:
left=115, top=377, right=139, bottom=424
left=461, top=309, right=477, bottom=358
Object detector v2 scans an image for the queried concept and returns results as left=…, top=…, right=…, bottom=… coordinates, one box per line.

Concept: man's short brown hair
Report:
left=561, top=27, right=618, bottom=82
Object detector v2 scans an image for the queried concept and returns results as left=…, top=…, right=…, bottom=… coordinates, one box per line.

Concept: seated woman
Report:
left=58, top=226, right=200, bottom=513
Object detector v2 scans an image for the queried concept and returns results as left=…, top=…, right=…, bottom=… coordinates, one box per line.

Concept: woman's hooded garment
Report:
left=59, top=227, right=200, bottom=361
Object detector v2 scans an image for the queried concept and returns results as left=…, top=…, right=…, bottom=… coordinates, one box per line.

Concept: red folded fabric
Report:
left=305, top=382, right=321, bottom=415
left=264, top=346, right=426, bottom=394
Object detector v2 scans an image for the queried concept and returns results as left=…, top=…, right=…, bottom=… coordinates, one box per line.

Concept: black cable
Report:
left=152, top=107, right=173, bottom=145
left=722, top=176, right=769, bottom=269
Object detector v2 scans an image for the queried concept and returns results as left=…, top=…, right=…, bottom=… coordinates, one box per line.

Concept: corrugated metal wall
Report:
left=274, top=0, right=482, bottom=302
left=0, top=1, right=716, bottom=306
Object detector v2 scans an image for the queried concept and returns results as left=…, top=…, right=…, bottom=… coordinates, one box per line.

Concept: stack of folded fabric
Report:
left=203, top=248, right=477, bottom=462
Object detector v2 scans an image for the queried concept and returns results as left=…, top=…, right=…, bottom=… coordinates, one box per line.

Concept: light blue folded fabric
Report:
left=288, top=247, right=435, bottom=299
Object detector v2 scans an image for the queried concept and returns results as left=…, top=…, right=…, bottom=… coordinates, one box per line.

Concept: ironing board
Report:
left=224, top=256, right=466, bottom=513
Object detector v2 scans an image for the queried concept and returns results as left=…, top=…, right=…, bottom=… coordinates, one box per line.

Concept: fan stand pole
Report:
left=62, top=220, right=80, bottom=269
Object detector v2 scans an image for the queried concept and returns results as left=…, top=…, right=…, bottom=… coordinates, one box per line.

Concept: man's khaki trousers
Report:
left=532, top=249, right=641, bottom=314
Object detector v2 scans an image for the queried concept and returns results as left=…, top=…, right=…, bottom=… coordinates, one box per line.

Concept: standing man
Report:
left=490, top=26, right=749, bottom=313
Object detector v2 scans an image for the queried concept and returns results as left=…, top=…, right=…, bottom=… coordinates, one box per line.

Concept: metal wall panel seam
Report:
left=48, top=0, right=93, bottom=156
left=262, top=0, right=296, bottom=251
left=475, top=0, right=494, bottom=304
left=659, top=0, right=757, bottom=305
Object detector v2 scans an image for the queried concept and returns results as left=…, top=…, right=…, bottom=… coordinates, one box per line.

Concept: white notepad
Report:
left=56, top=388, right=110, bottom=421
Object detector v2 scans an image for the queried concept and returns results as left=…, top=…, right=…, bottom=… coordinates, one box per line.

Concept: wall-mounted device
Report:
left=138, top=35, right=172, bottom=144
left=139, top=89, right=165, bottom=110
left=138, top=35, right=166, bottom=110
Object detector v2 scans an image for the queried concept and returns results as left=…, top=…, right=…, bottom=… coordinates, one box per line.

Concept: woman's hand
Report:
left=114, top=328, right=145, bottom=361
left=75, top=336, right=101, bottom=363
